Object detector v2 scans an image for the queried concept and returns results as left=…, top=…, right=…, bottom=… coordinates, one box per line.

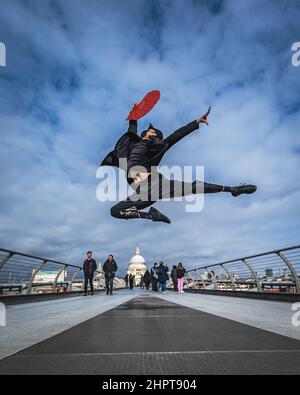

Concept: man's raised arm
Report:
left=128, top=119, right=137, bottom=134
left=127, top=104, right=138, bottom=134
left=163, top=106, right=211, bottom=148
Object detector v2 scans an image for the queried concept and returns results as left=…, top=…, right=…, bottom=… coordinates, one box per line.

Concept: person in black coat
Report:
left=124, top=274, right=129, bottom=289
left=143, top=270, right=151, bottom=290
left=171, top=265, right=178, bottom=292
left=83, top=251, right=97, bottom=296
left=150, top=262, right=158, bottom=292
left=129, top=274, right=135, bottom=290
left=103, top=255, right=118, bottom=295
left=100, top=105, right=256, bottom=224
left=157, top=261, right=169, bottom=293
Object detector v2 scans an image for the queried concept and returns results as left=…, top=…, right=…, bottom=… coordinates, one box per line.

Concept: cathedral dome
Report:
left=127, top=244, right=147, bottom=284
left=129, top=245, right=146, bottom=266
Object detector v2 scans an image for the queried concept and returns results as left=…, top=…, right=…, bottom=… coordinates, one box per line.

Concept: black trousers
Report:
left=152, top=278, right=158, bottom=291
left=105, top=277, right=114, bottom=293
left=110, top=171, right=224, bottom=219
left=172, top=278, right=178, bottom=291
left=84, top=274, right=94, bottom=294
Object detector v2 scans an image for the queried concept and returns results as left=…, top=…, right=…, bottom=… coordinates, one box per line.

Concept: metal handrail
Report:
left=186, top=245, right=300, bottom=271
left=0, top=248, right=81, bottom=269
left=185, top=245, right=300, bottom=294
left=0, top=247, right=125, bottom=295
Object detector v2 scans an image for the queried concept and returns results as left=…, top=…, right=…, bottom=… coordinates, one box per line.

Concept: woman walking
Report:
left=177, top=263, right=186, bottom=293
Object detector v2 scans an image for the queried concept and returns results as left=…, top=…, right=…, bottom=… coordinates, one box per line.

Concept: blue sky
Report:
left=0, top=0, right=300, bottom=274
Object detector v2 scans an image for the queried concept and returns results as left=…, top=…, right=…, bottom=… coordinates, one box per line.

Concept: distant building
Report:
left=265, top=268, right=273, bottom=278
left=127, top=244, right=147, bottom=285
left=34, top=270, right=67, bottom=283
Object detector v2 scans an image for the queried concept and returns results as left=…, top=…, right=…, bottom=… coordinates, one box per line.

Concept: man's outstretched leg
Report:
left=159, top=175, right=257, bottom=199
left=193, top=181, right=257, bottom=196
left=110, top=198, right=171, bottom=224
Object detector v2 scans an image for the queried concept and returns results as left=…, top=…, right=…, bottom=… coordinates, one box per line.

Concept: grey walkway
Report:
left=0, top=290, right=137, bottom=360
left=1, top=292, right=300, bottom=375
left=157, top=292, right=300, bottom=340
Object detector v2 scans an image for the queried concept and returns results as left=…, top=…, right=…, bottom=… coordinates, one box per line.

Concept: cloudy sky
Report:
left=0, top=0, right=300, bottom=274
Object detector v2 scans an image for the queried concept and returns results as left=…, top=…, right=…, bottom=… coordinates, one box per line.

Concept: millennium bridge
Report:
left=0, top=245, right=300, bottom=375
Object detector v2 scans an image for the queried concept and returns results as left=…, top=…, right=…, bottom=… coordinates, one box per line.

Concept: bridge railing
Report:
left=185, top=245, right=300, bottom=294
left=0, top=248, right=124, bottom=296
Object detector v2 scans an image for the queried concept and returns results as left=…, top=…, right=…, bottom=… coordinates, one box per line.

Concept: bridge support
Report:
left=97, top=273, right=105, bottom=289
left=68, top=268, right=81, bottom=292
left=0, top=252, right=14, bottom=269
left=242, top=259, right=262, bottom=292
left=277, top=252, right=300, bottom=293
left=185, top=272, right=196, bottom=289
left=27, top=260, right=48, bottom=295
left=221, top=264, right=236, bottom=291
left=207, top=268, right=219, bottom=290
left=52, top=265, right=68, bottom=292
left=195, top=270, right=206, bottom=289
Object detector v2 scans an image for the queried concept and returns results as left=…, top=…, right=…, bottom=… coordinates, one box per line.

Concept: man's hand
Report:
left=132, top=172, right=151, bottom=184
left=196, top=106, right=211, bottom=126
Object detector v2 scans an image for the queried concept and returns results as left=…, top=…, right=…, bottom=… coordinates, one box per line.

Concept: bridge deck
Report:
left=1, top=291, right=300, bottom=375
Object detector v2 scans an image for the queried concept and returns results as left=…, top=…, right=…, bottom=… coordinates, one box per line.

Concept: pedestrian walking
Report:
left=150, top=262, right=159, bottom=292
left=177, top=262, right=186, bottom=293
left=103, top=255, right=118, bottom=295
left=157, top=261, right=169, bottom=293
left=171, top=265, right=178, bottom=291
left=83, top=251, right=97, bottom=296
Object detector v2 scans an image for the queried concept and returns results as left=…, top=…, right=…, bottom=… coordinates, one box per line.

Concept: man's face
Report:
left=142, top=129, right=157, bottom=140
left=109, top=255, right=113, bottom=261
left=87, top=252, right=92, bottom=259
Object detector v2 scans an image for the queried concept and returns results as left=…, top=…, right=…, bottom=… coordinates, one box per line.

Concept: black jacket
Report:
left=103, top=259, right=118, bottom=279
left=100, top=120, right=199, bottom=179
left=143, top=271, right=151, bottom=283
left=171, top=268, right=178, bottom=280
left=157, top=265, right=169, bottom=282
left=177, top=268, right=186, bottom=279
left=83, top=258, right=97, bottom=275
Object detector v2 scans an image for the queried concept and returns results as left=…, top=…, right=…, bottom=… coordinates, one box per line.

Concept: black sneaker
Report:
left=83, top=293, right=87, bottom=296
left=149, top=207, right=171, bottom=224
left=231, top=184, right=257, bottom=197
left=106, top=290, right=109, bottom=295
